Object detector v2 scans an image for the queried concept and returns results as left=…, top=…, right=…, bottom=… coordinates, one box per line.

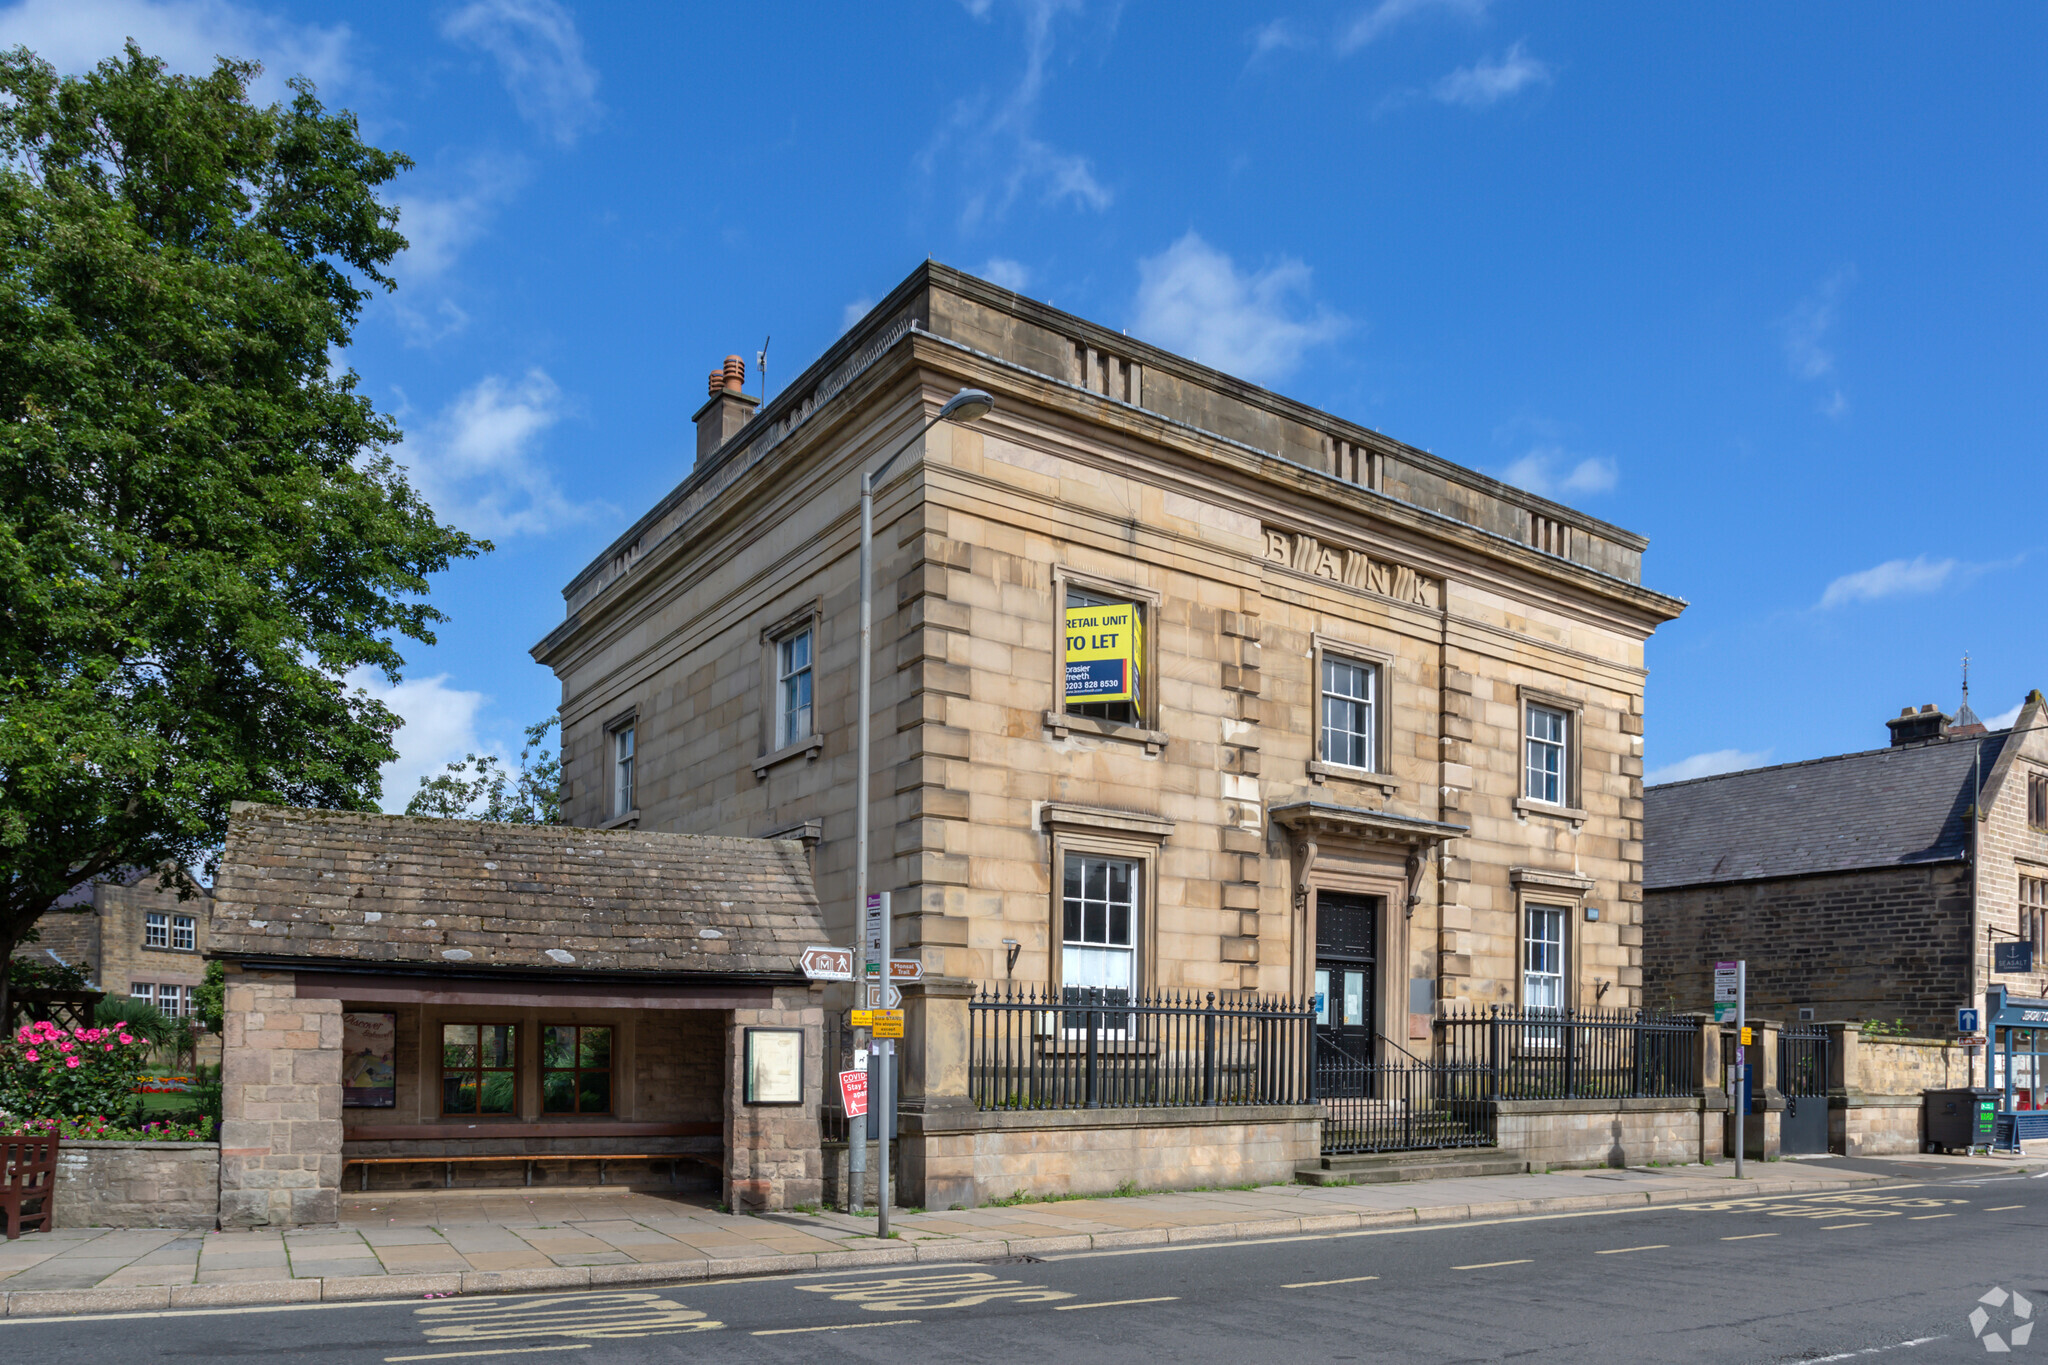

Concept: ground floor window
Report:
left=542, top=1024, right=614, bottom=1114
left=1523, top=903, right=1567, bottom=1015
left=1062, top=854, right=1137, bottom=1001
left=442, top=1022, right=518, bottom=1116
left=131, top=983, right=188, bottom=1017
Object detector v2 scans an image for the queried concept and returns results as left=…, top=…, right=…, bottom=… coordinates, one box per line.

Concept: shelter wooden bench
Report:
left=345, top=1152, right=722, bottom=1191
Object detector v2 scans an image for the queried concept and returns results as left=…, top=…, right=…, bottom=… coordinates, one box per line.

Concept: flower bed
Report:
left=2, top=1020, right=155, bottom=1120
left=3, top=1116, right=214, bottom=1143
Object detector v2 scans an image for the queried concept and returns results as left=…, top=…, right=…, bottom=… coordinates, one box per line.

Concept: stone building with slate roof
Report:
left=1643, top=691, right=2048, bottom=1037
left=209, top=804, right=829, bottom=1226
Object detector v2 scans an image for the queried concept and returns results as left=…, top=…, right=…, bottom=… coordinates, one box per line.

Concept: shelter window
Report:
left=542, top=1024, right=613, bottom=1115
left=441, top=1023, right=518, bottom=1116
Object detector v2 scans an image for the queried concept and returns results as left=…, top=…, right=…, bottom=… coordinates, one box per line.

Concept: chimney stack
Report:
left=694, top=353, right=759, bottom=468
left=1885, top=702, right=1951, bottom=748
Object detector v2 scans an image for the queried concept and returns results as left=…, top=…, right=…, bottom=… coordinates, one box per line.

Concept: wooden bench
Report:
left=345, top=1152, right=723, bottom=1191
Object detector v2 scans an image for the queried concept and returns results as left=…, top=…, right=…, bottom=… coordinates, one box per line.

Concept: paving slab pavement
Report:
left=0, top=1151, right=2030, bottom=1317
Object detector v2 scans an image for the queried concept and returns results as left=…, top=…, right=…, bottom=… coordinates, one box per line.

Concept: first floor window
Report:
left=171, top=915, right=196, bottom=951
left=542, top=1024, right=614, bottom=1114
left=1525, top=704, right=1569, bottom=804
left=1062, top=854, right=1138, bottom=1019
left=144, top=912, right=169, bottom=949
left=2032, top=775, right=2048, bottom=830
left=1320, top=655, right=1378, bottom=770
left=442, top=1022, right=518, bottom=1116
left=1063, top=587, right=1144, bottom=726
left=776, top=629, right=813, bottom=748
left=611, top=724, right=636, bottom=817
left=2024, top=877, right=2048, bottom=957
left=1523, top=904, right=1567, bottom=1017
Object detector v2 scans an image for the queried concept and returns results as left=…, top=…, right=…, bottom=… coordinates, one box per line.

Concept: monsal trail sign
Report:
left=1064, top=601, right=1142, bottom=712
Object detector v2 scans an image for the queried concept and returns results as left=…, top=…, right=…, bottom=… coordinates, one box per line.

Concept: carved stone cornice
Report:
left=1270, top=801, right=1467, bottom=916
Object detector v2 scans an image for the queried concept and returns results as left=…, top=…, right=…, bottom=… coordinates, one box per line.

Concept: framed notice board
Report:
left=744, top=1027, right=805, bottom=1105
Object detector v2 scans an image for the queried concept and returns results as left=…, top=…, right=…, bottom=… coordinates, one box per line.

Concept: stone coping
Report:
left=0, top=1170, right=1891, bottom=1318
left=1491, top=1096, right=1706, bottom=1115
left=906, top=1103, right=1320, bottom=1135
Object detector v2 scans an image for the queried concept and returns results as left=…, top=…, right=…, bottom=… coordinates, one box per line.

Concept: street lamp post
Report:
left=850, top=387, right=992, bottom=1233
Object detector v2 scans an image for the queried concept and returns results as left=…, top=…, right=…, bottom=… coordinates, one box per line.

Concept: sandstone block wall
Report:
left=1494, top=1098, right=1710, bottom=1170
left=218, top=969, right=341, bottom=1228
left=53, top=1140, right=219, bottom=1229
left=1643, top=865, right=1973, bottom=1036
left=723, top=996, right=823, bottom=1211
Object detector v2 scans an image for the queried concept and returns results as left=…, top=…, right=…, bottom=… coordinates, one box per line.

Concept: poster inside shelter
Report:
left=342, top=1011, right=397, bottom=1107
left=1063, top=602, right=1142, bottom=708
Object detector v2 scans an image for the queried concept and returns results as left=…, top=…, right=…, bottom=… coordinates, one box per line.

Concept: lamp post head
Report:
left=939, top=388, right=994, bottom=424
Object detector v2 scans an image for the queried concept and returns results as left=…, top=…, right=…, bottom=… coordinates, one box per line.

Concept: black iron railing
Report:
left=1778, top=1024, right=1829, bottom=1098
left=1435, top=1005, right=1701, bottom=1100
left=1316, top=1036, right=1496, bottom=1154
left=970, top=986, right=1313, bottom=1111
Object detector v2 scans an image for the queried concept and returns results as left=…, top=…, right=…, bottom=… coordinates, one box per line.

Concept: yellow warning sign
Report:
left=870, top=1009, right=905, bottom=1039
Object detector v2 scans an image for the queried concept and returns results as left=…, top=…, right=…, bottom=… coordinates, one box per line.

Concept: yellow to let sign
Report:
left=870, top=1009, right=905, bottom=1039
left=1740, top=1027, right=1753, bottom=1045
left=1064, top=602, right=1142, bottom=709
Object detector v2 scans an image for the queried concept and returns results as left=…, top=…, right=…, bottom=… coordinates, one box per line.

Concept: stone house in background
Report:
left=31, top=868, right=214, bottom=1021
left=1642, top=690, right=2048, bottom=1037
left=531, top=261, right=1686, bottom=1052
left=208, top=804, right=828, bottom=1226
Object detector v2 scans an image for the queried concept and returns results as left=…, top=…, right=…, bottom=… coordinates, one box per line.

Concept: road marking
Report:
left=387, top=1348, right=592, bottom=1363
left=1822, top=1222, right=1871, bottom=1230
left=751, top=1319, right=921, bottom=1336
left=1283, top=1275, right=1381, bottom=1288
left=1722, top=1233, right=1778, bottom=1241
left=1986, top=1205, right=2025, bottom=1212
left=1453, top=1260, right=1534, bottom=1270
left=797, top=1272, right=1072, bottom=1311
left=1052, top=1297, right=1180, bottom=1311
left=1908, top=1214, right=1954, bottom=1220
left=1803, top=1334, right=1948, bottom=1362
left=1595, top=1245, right=1669, bottom=1255
left=415, top=1293, right=720, bottom=1342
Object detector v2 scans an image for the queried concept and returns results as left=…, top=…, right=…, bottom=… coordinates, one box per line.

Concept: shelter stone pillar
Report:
left=724, top=989, right=823, bottom=1211
left=217, top=967, right=342, bottom=1227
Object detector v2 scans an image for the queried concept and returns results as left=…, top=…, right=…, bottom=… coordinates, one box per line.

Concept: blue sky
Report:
left=6, top=1, right=2043, bottom=802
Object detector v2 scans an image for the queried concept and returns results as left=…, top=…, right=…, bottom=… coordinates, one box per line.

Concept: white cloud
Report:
left=1432, top=41, right=1551, bottom=107
left=1647, top=748, right=1773, bottom=786
left=922, top=0, right=1110, bottom=230
left=0, top=0, right=352, bottom=100
left=391, top=156, right=529, bottom=283
left=1779, top=266, right=1856, bottom=418
left=1130, top=231, right=1348, bottom=386
left=1500, top=445, right=1616, bottom=499
left=1817, top=554, right=1958, bottom=609
left=980, top=257, right=1032, bottom=292
left=1986, top=701, right=2023, bottom=730
left=395, top=369, right=599, bottom=538
left=1337, top=0, right=1487, bottom=56
left=1250, top=17, right=1308, bottom=56
left=347, top=668, right=489, bottom=813
left=441, top=0, right=600, bottom=146
left=840, top=296, right=874, bottom=333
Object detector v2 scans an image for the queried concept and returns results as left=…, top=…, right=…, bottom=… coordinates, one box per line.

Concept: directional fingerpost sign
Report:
left=800, top=946, right=853, bottom=981
left=864, top=982, right=903, bottom=1010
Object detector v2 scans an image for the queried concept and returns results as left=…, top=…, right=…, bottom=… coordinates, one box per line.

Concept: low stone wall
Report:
left=900, top=1105, right=1321, bottom=1209
left=54, top=1140, right=219, bottom=1229
left=1858, top=1036, right=1975, bottom=1093
left=1495, top=1097, right=1713, bottom=1169
left=1836, top=1097, right=1922, bottom=1156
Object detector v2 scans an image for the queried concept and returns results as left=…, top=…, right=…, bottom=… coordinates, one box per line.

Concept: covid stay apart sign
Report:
left=1064, top=602, right=1142, bottom=708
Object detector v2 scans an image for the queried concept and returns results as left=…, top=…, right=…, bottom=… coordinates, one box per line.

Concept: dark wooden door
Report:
left=1315, top=892, right=1380, bottom=1092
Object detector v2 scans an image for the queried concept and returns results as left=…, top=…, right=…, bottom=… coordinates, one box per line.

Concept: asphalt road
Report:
left=6, top=1168, right=2047, bottom=1365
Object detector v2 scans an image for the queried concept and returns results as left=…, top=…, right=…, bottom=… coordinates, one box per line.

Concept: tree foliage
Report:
left=406, top=717, right=562, bottom=824
left=0, top=45, right=485, bottom=1016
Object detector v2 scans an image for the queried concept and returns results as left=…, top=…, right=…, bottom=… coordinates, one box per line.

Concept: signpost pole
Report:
left=878, top=890, right=892, bottom=1238
left=1735, top=960, right=1747, bottom=1180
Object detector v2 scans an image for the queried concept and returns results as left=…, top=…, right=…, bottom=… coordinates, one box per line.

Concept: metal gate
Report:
left=1778, top=1025, right=1830, bottom=1155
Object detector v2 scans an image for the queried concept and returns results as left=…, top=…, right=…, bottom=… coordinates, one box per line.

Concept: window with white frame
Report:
left=172, top=915, right=196, bottom=951
left=1061, top=854, right=1138, bottom=1006
left=1320, top=655, right=1378, bottom=770
left=1524, top=704, right=1569, bottom=805
left=610, top=722, right=636, bottom=817
left=144, top=912, right=170, bottom=949
left=2024, top=876, right=2048, bottom=958
left=776, top=629, right=813, bottom=749
left=131, top=983, right=155, bottom=1004
left=1523, top=903, right=1567, bottom=1016
left=158, top=984, right=187, bottom=1017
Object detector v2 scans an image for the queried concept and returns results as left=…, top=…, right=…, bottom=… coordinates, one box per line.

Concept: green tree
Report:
left=0, top=45, right=486, bottom=1027
left=406, top=717, right=562, bottom=824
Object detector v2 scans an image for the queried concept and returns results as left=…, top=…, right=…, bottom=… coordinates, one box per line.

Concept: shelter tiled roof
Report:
left=212, top=805, right=825, bottom=977
left=1644, top=732, right=2008, bottom=891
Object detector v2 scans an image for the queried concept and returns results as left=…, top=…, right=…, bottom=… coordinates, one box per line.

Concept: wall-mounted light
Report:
left=1002, top=938, right=1021, bottom=979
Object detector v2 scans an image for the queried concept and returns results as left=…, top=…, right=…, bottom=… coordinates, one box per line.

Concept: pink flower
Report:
left=56, top=1040, right=73, bottom=1054
left=23, top=1049, right=37, bottom=1062
left=118, top=1034, right=134, bottom=1045
left=65, top=1056, right=80, bottom=1069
